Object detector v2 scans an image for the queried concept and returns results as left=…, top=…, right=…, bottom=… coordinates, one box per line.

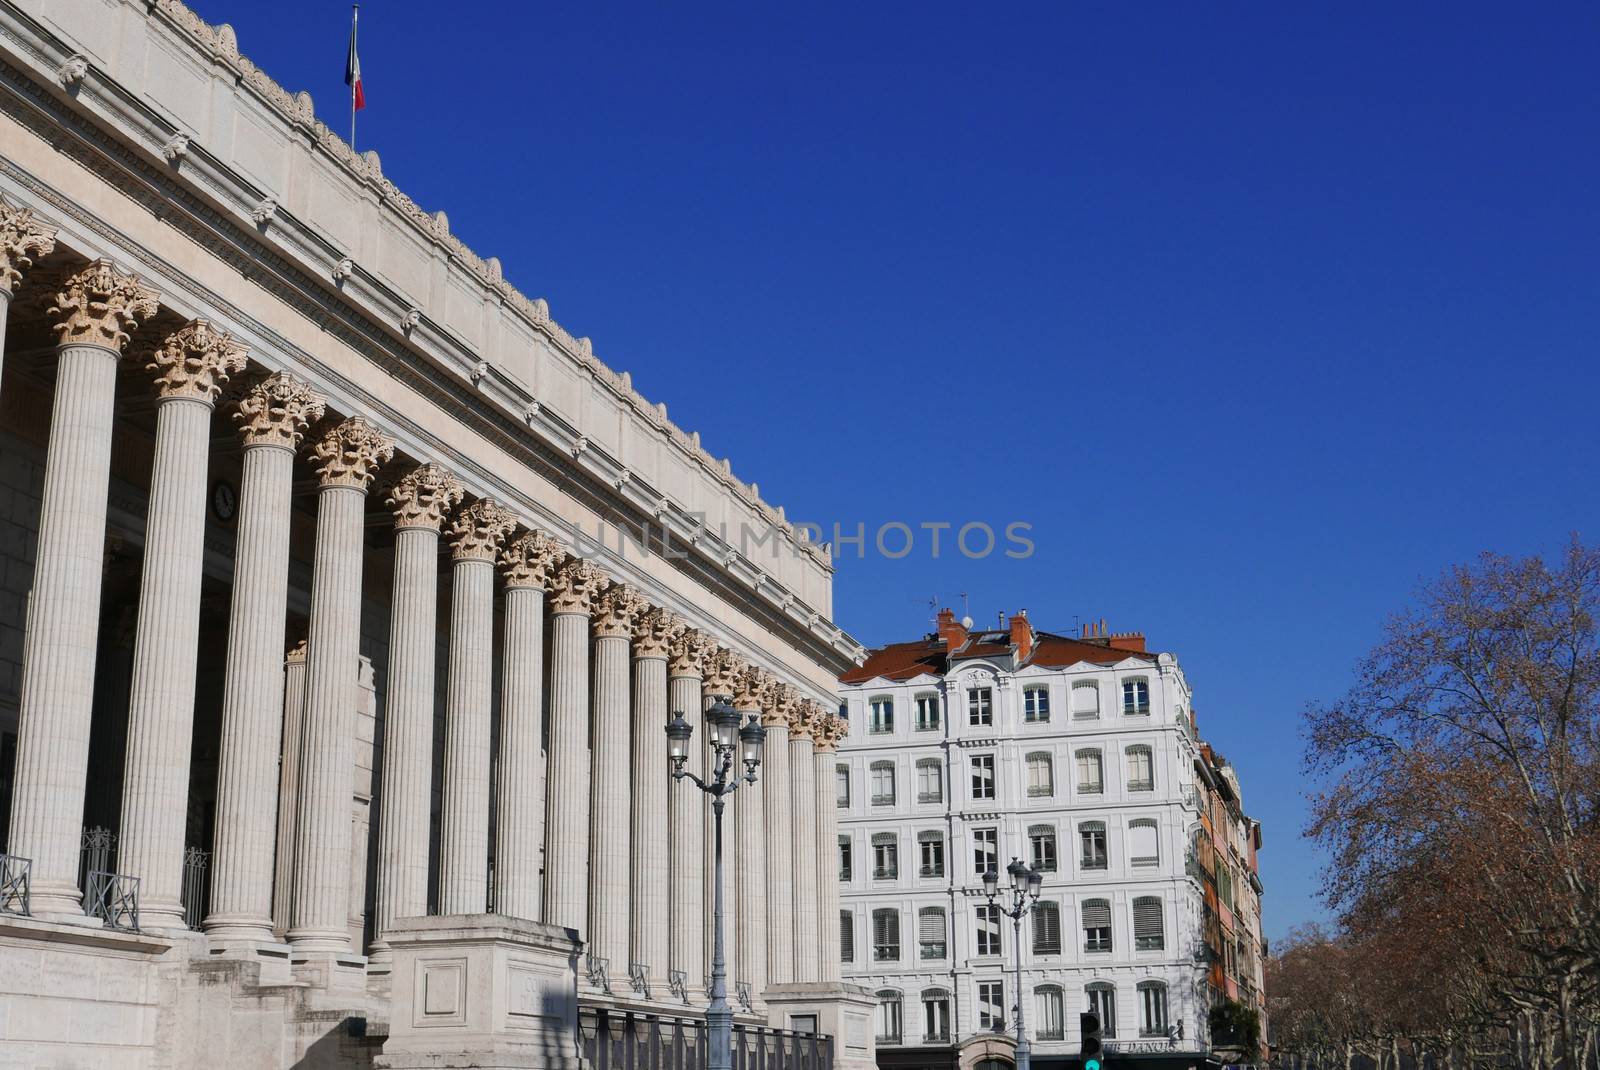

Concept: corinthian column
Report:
left=206, top=374, right=325, bottom=942
left=812, top=711, right=845, bottom=983
left=0, top=199, right=57, bottom=388
left=588, top=581, right=645, bottom=978
left=439, top=498, right=518, bottom=914
left=273, top=641, right=309, bottom=936
left=629, top=605, right=675, bottom=991
left=117, top=322, right=247, bottom=930
left=732, top=667, right=769, bottom=1007
left=787, top=697, right=821, bottom=983
left=7, top=261, right=158, bottom=919
left=761, top=681, right=794, bottom=988
left=495, top=531, right=561, bottom=921
left=543, top=556, right=604, bottom=935
left=667, top=628, right=712, bottom=1000
left=288, top=417, right=394, bottom=956
left=370, top=464, right=462, bottom=956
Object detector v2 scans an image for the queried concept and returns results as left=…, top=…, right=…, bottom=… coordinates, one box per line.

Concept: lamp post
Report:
left=983, top=859, right=1043, bottom=1070
left=666, top=699, right=766, bottom=1070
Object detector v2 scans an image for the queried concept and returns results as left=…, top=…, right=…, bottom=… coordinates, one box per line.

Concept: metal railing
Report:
left=587, top=955, right=612, bottom=993
left=629, top=962, right=652, bottom=999
left=0, top=853, right=30, bottom=917
left=668, top=969, right=690, bottom=1004
left=86, top=870, right=140, bottom=932
left=735, top=982, right=754, bottom=1013
left=79, top=825, right=116, bottom=911
left=182, top=845, right=209, bottom=930
left=578, top=1006, right=832, bottom=1070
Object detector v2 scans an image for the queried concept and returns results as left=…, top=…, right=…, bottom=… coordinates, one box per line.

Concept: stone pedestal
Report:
left=373, top=914, right=585, bottom=1070
left=762, top=983, right=878, bottom=1070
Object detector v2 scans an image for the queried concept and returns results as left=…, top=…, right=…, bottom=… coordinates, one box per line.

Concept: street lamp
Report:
left=665, top=699, right=765, bottom=1070
left=983, top=858, right=1044, bottom=1070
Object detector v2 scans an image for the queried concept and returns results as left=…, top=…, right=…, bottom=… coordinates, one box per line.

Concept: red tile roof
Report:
left=839, top=630, right=1154, bottom=684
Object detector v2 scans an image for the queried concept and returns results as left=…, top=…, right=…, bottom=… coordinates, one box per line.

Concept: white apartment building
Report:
left=838, top=610, right=1227, bottom=1070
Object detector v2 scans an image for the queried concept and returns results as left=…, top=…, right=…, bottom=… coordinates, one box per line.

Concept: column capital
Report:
left=146, top=319, right=247, bottom=404
left=286, top=639, right=308, bottom=666
left=500, top=529, right=562, bottom=590
left=810, top=710, right=847, bottom=752
left=774, top=683, right=807, bottom=734
left=548, top=556, right=606, bottom=615
left=387, top=463, right=464, bottom=530
left=702, top=647, right=745, bottom=699
left=49, top=259, right=159, bottom=351
left=592, top=581, right=647, bottom=639
left=311, top=416, right=394, bottom=490
left=0, top=200, right=57, bottom=295
left=450, top=498, right=517, bottom=561
left=731, top=664, right=774, bottom=713
left=631, top=605, right=680, bottom=659
left=235, top=372, right=325, bottom=449
left=667, top=627, right=715, bottom=679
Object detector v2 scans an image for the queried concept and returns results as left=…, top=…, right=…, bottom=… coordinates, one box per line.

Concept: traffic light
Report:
left=1080, top=1011, right=1104, bottom=1070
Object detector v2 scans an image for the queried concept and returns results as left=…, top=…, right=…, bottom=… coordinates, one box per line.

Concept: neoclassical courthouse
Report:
left=0, top=1, right=877, bottom=1067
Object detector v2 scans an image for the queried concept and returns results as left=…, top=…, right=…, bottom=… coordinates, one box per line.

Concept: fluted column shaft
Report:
left=589, top=631, right=632, bottom=970
left=629, top=650, right=669, bottom=986
left=544, top=610, right=591, bottom=933
left=668, top=670, right=705, bottom=994
left=735, top=761, right=766, bottom=1001
left=8, top=341, right=128, bottom=917
left=789, top=733, right=820, bottom=982
left=374, top=526, right=442, bottom=935
left=814, top=744, right=842, bottom=982
left=495, top=583, right=545, bottom=920
left=272, top=645, right=308, bottom=936
left=762, top=721, right=794, bottom=987
left=439, top=554, right=495, bottom=912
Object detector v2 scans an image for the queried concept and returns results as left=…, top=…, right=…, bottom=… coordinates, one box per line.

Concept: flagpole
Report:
left=349, top=4, right=359, bottom=151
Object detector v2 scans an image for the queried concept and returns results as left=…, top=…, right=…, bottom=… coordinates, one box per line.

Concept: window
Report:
left=971, top=754, right=996, bottom=800
left=973, top=827, right=998, bottom=876
left=922, top=988, right=951, bottom=1042
left=1075, top=749, right=1103, bottom=794
left=870, top=761, right=896, bottom=806
left=840, top=910, right=854, bottom=962
left=869, top=696, right=894, bottom=734
left=1138, top=981, right=1169, bottom=1037
left=1129, top=819, right=1159, bottom=867
left=1072, top=680, right=1100, bottom=719
left=915, top=693, right=941, bottom=731
left=1033, top=901, right=1062, bottom=954
left=1087, top=983, right=1117, bottom=1038
left=968, top=687, right=993, bottom=726
left=1022, top=686, right=1050, bottom=723
left=1029, top=824, right=1057, bottom=872
left=977, top=981, right=1005, bottom=1030
left=975, top=903, right=1002, bottom=956
left=916, top=758, right=943, bottom=803
left=1122, top=677, right=1150, bottom=715
left=874, top=990, right=903, bottom=1043
left=1082, top=898, right=1112, bottom=952
left=1125, top=745, right=1154, bottom=792
left=872, top=909, right=900, bottom=961
left=918, top=831, right=945, bottom=877
left=1079, top=821, right=1108, bottom=870
left=872, top=833, right=899, bottom=880
left=1035, top=986, right=1065, bottom=1040
left=839, top=835, right=853, bottom=881
left=835, top=764, right=850, bottom=807
left=1133, top=895, right=1165, bottom=950
left=1026, top=752, right=1054, bottom=797
left=918, top=906, right=946, bottom=960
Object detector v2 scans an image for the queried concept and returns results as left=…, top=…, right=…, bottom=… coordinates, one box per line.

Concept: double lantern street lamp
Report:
left=984, top=859, right=1045, bottom=1070
left=665, top=699, right=766, bottom=1070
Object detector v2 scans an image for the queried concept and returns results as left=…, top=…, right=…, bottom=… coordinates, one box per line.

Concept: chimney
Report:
left=935, top=608, right=968, bottom=650
left=1008, top=608, right=1034, bottom=663
left=1108, top=630, right=1146, bottom=653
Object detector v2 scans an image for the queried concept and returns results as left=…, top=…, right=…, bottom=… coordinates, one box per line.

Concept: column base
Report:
left=27, top=880, right=102, bottom=925
left=202, top=936, right=295, bottom=985
left=290, top=947, right=370, bottom=993
left=763, top=982, right=878, bottom=1070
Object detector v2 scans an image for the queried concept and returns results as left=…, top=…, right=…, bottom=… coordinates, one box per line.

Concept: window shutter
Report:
left=1129, top=820, right=1159, bottom=864
left=1133, top=896, right=1164, bottom=946
left=1080, top=820, right=1106, bottom=834
left=872, top=831, right=897, bottom=845
left=1033, top=903, right=1061, bottom=952
left=840, top=911, right=854, bottom=961
left=918, top=830, right=942, bottom=843
left=1082, top=899, right=1111, bottom=929
left=919, top=908, right=945, bottom=943
left=1072, top=681, right=1099, bottom=715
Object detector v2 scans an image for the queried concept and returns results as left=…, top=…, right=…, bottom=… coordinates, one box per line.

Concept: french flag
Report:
left=345, top=7, right=365, bottom=112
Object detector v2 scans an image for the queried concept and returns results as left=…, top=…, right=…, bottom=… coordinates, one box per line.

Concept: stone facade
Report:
left=0, top=1, right=868, bottom=1066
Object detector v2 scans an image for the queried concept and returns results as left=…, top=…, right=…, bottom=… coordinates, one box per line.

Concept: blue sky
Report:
left=188, top=0, right=1600, bottom=941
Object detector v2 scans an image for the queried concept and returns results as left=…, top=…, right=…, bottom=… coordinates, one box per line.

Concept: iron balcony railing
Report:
left=579, top=1006, right=832, bottom=1070
left=86, top=870, right=140, bottom=932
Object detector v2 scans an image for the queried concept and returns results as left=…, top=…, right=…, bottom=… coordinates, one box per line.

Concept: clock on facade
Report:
left=211, top=480, right=238, bottom=522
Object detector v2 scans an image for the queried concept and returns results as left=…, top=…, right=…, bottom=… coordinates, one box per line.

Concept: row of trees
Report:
left=1270, top=542, right=1600, bottom=1070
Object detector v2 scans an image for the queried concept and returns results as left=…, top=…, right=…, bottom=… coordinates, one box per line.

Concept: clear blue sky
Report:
left=188, top=0, right=1600, bottom=942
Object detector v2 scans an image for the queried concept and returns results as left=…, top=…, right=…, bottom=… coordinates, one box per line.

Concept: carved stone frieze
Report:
left=146, top=319, right=247, bottom=403
left=310, top=416, right=394, bottom=490
left=49, top=259, right=160, bottom=351
left=386, top=463, right=464, bottom=531
left=449, top=498, right=518, bottom=562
